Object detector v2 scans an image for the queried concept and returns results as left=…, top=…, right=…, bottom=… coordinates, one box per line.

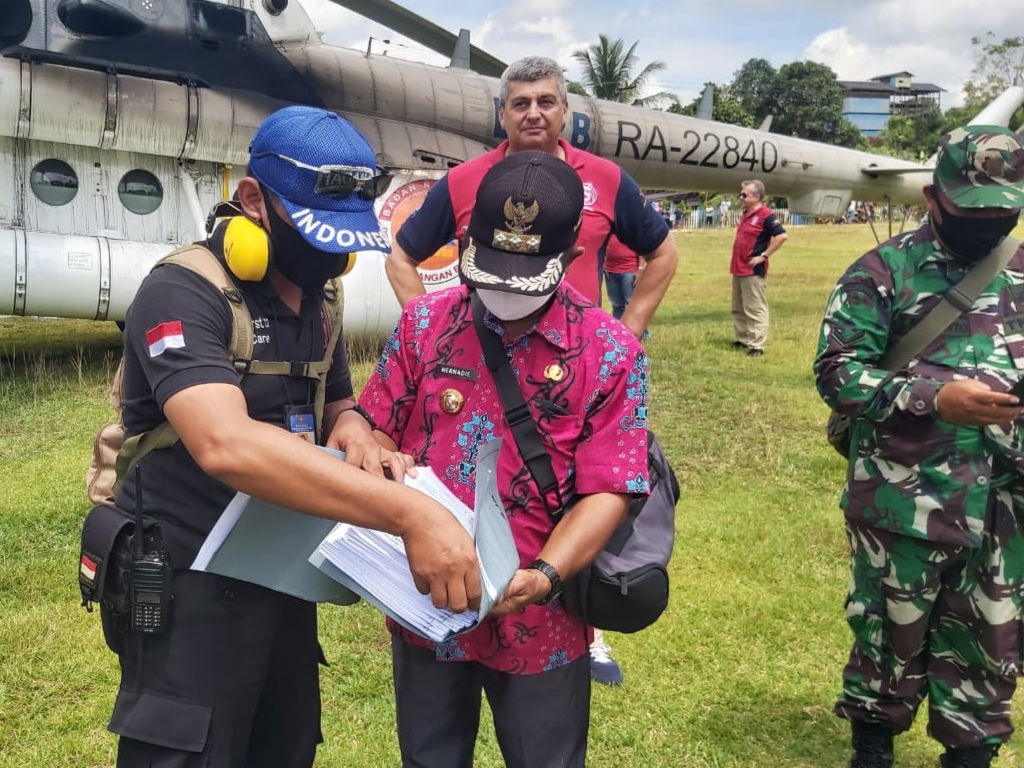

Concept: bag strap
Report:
left=879, top=235, right=1021, bottom=370
left=113, top=422, right=180, bottom=495
left=469, top=291, right=563, bottom=515
left=313, top=277, right=344, bottom=429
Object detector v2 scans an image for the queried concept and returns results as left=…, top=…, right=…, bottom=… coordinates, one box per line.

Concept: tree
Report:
left=940, top=104, right=980, bottom=135
left=669, top=83, right=755, bottom=127
left=833, top=117, right=868, bottom=151
left=962, top=32, right=1024, bottom=127
left=570, top=35, right=677, bottom=108
left=769, top=61, right=864, bottom=149
left=906, top=106, right=946, bottom=159
left=879, top=114, right=916, bottom=157
left=728, top=58, right=777, bottom=123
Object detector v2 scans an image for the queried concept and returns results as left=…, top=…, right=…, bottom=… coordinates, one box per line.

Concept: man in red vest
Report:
left=384, top=55, right=678, bottom=343
left=730, top=179, right=788, bottom=357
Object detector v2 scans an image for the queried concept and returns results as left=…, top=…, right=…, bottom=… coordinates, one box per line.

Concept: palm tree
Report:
left=570, top=35, right=676, bottom=108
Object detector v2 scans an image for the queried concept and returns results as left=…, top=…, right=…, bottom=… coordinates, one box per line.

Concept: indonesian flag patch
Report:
left=80, top=554, right=97, bottom=585
left=146, top=320, right=185, bottom=357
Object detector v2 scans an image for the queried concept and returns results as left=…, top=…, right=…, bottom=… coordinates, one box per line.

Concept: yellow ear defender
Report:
left=223, top=215, right=271, bottom=281
left=338, top=253, right=357, bottom=277
left=207, top=201, right=271, bottom=282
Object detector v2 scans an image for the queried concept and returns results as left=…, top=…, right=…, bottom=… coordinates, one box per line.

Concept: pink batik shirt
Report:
left=359, top=283, right=650, bottom=674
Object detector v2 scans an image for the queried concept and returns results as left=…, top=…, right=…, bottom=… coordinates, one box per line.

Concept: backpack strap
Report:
left=878, top=235, right=1020, bottom=371
left=113, top=421, right=180, bottom=496
left=313, top=277, right=344, bottom=428
left=159, top=245, right=254, bottom=372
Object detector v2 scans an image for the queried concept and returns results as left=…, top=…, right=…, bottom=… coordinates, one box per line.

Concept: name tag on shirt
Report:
left=285, top=404, right=317, bottom=443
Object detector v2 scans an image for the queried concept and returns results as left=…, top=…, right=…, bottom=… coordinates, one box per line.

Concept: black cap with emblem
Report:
left=458, top=150, right=584, bottom=296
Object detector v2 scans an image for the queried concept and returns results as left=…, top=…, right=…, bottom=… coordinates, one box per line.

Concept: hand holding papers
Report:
left=191, top=448, right=360, bottom=606
left=311, top=438, right=519, bottom=643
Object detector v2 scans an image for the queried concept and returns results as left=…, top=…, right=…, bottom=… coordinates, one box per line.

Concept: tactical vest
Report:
left=86, top=244, right=344, bottom=504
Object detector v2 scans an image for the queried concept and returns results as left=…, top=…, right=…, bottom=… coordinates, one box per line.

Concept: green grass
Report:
left=4, top=222, right=1024, bottom=767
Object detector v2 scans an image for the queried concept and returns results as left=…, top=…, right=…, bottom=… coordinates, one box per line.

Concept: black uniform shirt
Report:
left=116, top=233, right=352, bottom=567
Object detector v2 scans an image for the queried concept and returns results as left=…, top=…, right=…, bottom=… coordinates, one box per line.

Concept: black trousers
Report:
left=109, top=570, right=322, bottom=768
left=392, top=637, right=591, bottom=768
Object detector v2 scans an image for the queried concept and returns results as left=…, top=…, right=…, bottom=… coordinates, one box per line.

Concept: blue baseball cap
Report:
left=248, top=106, right=393, bottom=254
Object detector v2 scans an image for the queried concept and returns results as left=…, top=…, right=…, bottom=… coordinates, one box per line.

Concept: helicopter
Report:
left=2, top=0, right=1021, bottom=334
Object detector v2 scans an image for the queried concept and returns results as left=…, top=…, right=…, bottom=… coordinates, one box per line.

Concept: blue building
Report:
left=839, top=72, right=944, bottom=137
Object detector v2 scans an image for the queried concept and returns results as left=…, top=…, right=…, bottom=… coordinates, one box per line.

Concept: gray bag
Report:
left=561, top=433, right=679, bottom=633
left=469, top=291, right=677, bottom=632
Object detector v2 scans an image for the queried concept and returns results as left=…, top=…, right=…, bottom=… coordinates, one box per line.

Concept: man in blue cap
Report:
left=104, top=106, right=481, bottom=768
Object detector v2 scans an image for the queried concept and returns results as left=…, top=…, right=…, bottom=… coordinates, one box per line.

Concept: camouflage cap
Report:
left=933, top=125, right=1024, bottom=210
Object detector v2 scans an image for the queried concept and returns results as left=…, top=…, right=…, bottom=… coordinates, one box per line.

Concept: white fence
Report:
left=670, top=207, right=793, bottom=230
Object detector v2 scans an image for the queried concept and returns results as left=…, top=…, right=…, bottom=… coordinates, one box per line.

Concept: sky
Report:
left=298, top=0, right=1021, bottom=111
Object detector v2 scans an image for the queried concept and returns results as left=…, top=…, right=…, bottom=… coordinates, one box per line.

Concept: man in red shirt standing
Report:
left=385, top=56, right=677, bottom=343
left=730, top=180, right=789, bottom=357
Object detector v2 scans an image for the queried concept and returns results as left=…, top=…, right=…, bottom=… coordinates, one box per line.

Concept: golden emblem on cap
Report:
left=440, top=388, right=464, bottom=414
left=492, top=197, right=542, bottom=253
left=505, top=198, right=539, bottom=232
left=544, top=364, right=564, bottom=382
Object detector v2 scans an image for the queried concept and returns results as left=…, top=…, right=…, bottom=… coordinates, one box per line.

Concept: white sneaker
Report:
left=589, top=639, right=623, bottom=685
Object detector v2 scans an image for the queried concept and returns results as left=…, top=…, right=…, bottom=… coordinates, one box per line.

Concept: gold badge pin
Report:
left=440, top=388, right=464, bottom=414
left=544, top=364, right=564, bottom=382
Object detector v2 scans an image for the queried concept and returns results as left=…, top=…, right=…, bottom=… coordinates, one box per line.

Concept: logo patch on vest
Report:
left=582, top=182, right=597, bottom=209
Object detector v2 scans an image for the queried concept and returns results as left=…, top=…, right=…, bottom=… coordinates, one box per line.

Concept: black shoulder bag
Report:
left=470, top=291, right=678, bottom=633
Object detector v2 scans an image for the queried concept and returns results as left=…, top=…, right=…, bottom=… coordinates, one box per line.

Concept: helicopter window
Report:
left=30, top=159, right=79, bottom=207
left=118, top=170, right=163, bottom=216
left=191, top=1, right=247, bottom=43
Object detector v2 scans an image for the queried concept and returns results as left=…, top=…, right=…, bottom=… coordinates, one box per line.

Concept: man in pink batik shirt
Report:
left=359, top=150, right=651, bottom=768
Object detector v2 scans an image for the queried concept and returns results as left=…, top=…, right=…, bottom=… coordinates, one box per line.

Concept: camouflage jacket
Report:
left=814, top=222, right=1024, bottom=546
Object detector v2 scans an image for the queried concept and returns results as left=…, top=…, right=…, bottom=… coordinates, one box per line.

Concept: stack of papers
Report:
left=311, top=438, right=520, bottom=642
left=192, top=440, right=520, bottom=642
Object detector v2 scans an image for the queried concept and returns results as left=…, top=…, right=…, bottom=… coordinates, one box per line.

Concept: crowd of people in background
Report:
left=652, top=195, right=923, bottom=230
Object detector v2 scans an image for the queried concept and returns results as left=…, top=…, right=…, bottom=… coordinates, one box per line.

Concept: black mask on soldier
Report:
left=933, top=196, right=1019, bottom=264
left=262, top=190, right=350, bottom=292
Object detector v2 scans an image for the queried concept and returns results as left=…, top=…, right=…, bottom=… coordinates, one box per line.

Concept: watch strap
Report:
left=347, top=404, right=378, bottom=432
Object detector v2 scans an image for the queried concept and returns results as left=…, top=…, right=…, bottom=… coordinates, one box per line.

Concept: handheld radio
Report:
left=129, top=465, right=172, bottom=634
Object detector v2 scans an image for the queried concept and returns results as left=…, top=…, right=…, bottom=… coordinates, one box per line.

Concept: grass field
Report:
left=4, top=222, right=1024, bottom=767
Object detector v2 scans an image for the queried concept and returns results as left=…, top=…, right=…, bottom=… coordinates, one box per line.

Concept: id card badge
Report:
left=285, top=404, right=317, bottom=443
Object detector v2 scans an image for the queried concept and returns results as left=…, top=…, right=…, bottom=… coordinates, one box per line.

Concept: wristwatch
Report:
left=526, top=558, right=563, bottom=605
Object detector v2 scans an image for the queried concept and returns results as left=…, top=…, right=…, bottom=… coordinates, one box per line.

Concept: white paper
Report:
left=311, top=438, right=519, bottom=642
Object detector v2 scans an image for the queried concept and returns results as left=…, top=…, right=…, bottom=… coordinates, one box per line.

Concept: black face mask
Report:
left=933, top=197, right=1019, bottom=264
left=262, top=194, right=350, bottom=292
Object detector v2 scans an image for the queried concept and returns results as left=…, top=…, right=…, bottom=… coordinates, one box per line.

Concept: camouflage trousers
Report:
left=835, top=486, right=1024, bottom=748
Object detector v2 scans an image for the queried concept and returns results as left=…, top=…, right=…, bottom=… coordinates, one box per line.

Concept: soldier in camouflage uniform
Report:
left=814, top=126, right=1024, bottom=768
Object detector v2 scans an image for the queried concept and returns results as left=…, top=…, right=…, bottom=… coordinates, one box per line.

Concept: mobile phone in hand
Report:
left=1008, top=379, right=1024, bottom=400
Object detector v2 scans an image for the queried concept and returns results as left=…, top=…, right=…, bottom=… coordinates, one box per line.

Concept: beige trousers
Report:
left=732, top=275, right=768, bottom=350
